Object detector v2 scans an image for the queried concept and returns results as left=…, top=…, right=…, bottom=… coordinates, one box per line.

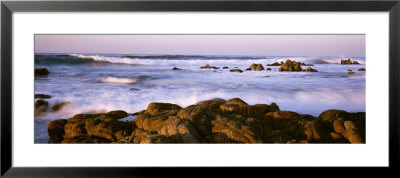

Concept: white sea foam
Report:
left=98, top=76, right=138, bottom=84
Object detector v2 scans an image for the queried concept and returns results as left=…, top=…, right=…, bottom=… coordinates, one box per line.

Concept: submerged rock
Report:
left=200, top=64, right=219, bottom=69
left=35, top=94, right=52, bottom=99
left=35, top=100, right=49, bottom=116
left=358, top=68, right=366, bottom=71
left=51, top=101, right=71, bottom=112
left=49, top=98, right=365, bottom=144
left=229, top=68, right=243, bottom=73
left=35, top=68, right=49, bottom=76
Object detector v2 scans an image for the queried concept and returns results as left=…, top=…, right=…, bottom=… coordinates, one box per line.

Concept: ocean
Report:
left=34, top=53, right=366, bottom=143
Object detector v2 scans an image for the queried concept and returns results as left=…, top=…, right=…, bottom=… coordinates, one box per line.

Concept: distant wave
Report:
left=35, top=53, right=365, bottom=66
left=98, top=76, right=138, bottom=84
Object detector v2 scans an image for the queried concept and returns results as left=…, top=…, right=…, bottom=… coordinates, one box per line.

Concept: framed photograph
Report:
left=1, top=0, right=399, bottom=176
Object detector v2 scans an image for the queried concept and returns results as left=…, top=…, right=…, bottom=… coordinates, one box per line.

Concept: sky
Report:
left=35, top=35, right=365, bottom=57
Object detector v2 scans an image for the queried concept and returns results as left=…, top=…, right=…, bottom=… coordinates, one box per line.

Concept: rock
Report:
left=278, top=60, right=302, bottom=71
left=266, top=68, right=272, bottom=70
left=301, top=62, right=314, bottom=66
left=35, top=68, right=49, bottom=76
left=51, top=101, right=71, bottom=112
left=248, top=64, right=264, bottom=71
left=35, top=94, right=51, bottom=99
left=200, top=64, right=219, bottom=69
left=348, top=71, right=355, bottom=75
left=358, top=68, right=366, bottom=71
left=35, top=100, right=49, bottom=116
left=245, top=68, right=252, bottom=71
left=50, top=98, right=364, bottom=144
left=341, top=58, right=360, bottom=64
left=172, top=67, right=181, bottom=70
left=303, top=67, right=318, bottom=72
left=48, top=119, right=68, bottom=143
left=229, top=68, right=243, bottom=73
left=130, top=88, right=140, bottom=91
left=223, top=66, right=229, bottom=69
left=145, top=103, right=182, bottom=116
left=267, top=62, right=282, bottom=66
left=347, top=69, right=353, bottom=71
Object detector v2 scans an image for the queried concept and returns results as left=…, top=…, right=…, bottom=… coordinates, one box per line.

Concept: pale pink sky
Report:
left=35, top=35, right=365, bottom=57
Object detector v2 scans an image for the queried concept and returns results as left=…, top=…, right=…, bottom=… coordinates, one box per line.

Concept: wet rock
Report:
left=266, top=68, right=272, bottom=70
left=48, top=119, right=68, bottom=143
left=267, top=62, right=282, bottom=66
left=130, top=88, right=140, bottom=91
left=172, top=67, right=181, bottom=70
left=145, top=103, right=182, bottom=117
left=200, top=64, right=219, bottom=69
left=51, top=101, right=71, bottom=112
left=247, top=64, right=264, bottom=71
left=35, top=94, right=52, bottom=99
left=348, top=71, right=355, bottom=75
left=358, top=68, right=366, bottom=71
left=278, top=60, right=302, bottom=71
left=341, top=58, right=360, bottom=64
left=245, top=68, right=252, bottom=71
left=223, top=66, right=229, bottom=69
left=35, top=68, right=49, bottom=76
left=229, top=68, right=243, bottom=73
left=301, top=62, right=314, bottom=66
left=35, top=100, right=49, bottom=116
left=303, top=67, right=318, bottom=72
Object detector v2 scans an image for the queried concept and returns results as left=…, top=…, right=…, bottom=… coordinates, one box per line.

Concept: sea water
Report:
left=34, top=53, right=365, bottom=143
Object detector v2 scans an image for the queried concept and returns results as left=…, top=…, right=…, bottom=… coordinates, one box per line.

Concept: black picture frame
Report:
left=1, top=0, right=399, bottom=177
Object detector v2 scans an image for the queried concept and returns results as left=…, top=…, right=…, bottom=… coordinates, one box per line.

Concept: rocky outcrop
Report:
left=358, top=68, right=366, bottom=71
left=200, top=64, right=219, bottom=69
left=247, top=64, right=264, bottom=71
left=35, top=68, right=49, bottom=76
left=278, top=60, right=303, bottom=71
left=341, top=59, right=360, bottom=65
left=48, top=98, right=365, bottom=144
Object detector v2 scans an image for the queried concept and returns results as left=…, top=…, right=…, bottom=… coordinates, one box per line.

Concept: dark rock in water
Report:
left=247, top=64, right=264, bottom=71
left=48, top=119, right=68, bottom=143
left=130, top=88, right=141, bottom=91
left=49, top=98, right=365, bottom=144
left=245, top=68, right=252, bottom=71
left=266, top=68, right=272, bottom=70
left=358, top=68, right=366, bottom=71
left=267, top=62, right=281, bottom=66
left=223, top=66, right=229, bottom=69
left=51, top=101, right=71, bottom=112
left=35, top=68, right=49, bottom=76
left=200, top=64, right=219, bottom=69
left=341, top=58, right=360, bottom=65
left=172, top=67, right=181, bottom=70
left=303, top=67, right=318, bottom=72
left=229, top=68, right=243, bottom=73
left=301, top=62, right=314, bottom=66
left=347, top=69, right=353, bottom=72
left=348, top=71, right=355, bottom=75
left=35, top=94, right=52, bottom=99
left=278, top=60, right=302, bottom=71
left=35, top=100, right=49, bottom=116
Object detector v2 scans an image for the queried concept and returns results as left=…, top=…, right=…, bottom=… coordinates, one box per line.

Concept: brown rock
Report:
left=145, top=103, right=182, bottom=116
left=35, top=68, right=49, bottom=76
left=278, top=60, right=302, bottom=71
left=48, top=119, right=68, bottom=143
left=303, top=67, right=318, bottom=72
left=35, top=94, right=51, bottom=99
left=200, top=64, right=219, bottom=69
left=358, top=68, right=366, bottom=71
left=51, top=101, right=71, bottom=112
left=35, top=100, right=49, bottom=116
left=229, top=68, right=243, bottom=73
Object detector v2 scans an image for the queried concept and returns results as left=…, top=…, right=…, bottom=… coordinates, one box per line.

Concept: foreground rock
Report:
left=200, top=64, right=219, bottom=69
left=35, top=68, right=49, bottom=76
left=341, top=58, right=360, bottom=64
left=49, top=98, right=365, bottom=144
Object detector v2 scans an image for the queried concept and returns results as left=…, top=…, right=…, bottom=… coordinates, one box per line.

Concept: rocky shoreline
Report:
left=47, top=98, right=365, bottom=144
